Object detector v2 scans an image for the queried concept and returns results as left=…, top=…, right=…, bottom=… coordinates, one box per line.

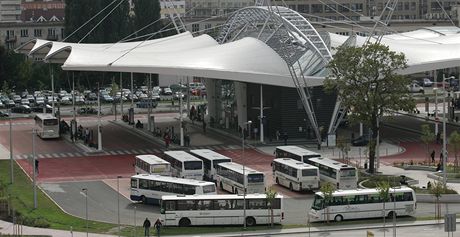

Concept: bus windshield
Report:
left=302, top=169, right=317, bottom=177
left=312, top=195, right=324, bottom=210
left=202, top=184, right=216, bottom=193
left=43, top=119, right=58, bottom=126
left=248, top=173, right=264, bottom=183
left=184, top=161, right=202, bottom=170
left=340, top=168, right=356, bottom=178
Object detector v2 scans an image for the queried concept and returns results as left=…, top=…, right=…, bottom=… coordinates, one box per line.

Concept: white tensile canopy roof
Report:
left=16, top=26, right=460, bottom=88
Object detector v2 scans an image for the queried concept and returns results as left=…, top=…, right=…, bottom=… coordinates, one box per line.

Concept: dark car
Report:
left=0, top=111, right=9, bottom=117
left=352, top=135, right=369, bottom=146
left=11, top=105, right=32, bottom=114
left=31, top=104, right=52, bottom=113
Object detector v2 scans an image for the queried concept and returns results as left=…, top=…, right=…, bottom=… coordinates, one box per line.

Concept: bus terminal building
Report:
left=16, top=6, right=460, bottom=145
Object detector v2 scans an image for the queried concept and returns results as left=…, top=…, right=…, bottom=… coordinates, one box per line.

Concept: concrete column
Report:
left=204, top=78, right=216, bottom=122
left=235, top=82, right=248, bottom=129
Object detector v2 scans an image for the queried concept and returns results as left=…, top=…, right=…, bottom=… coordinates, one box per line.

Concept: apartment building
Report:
left=0, top=0, right=21, bottom=22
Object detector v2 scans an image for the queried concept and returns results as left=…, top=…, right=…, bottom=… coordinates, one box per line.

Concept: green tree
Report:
left=324, top=43, right=415, bottom=174
left=448, top=131, right=460, bottom=170
left=320, top=182, right=336, bottom=223
left=420, top=124, right=435, bottom=164
left=133, top=0, right=162, bottom=38
left=429, top=181, right=444, bottom=220
left=265, top=188, right=277, bottom=227
left=336, top=135, right=351, bottom=163
left=376, top=181, right=391, bottom=235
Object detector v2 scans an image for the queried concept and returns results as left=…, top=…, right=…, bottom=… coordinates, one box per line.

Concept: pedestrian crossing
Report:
left=14, top=144, right=243, bottom=159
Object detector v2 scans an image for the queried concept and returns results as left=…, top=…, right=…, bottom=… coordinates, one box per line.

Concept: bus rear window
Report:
left=184, top=161, right=202, bottom=170
left=302, top=169, right=318, bottom=177
left=202, top=184, right=216, bottom=193
left=43, top=119, right=58, bottom=126
left=248, top=174, right=264, bottom=183
left=340, top=168, right=356, bottom=177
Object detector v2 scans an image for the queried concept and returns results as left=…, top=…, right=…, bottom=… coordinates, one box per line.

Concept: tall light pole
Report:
left=82, top=188, right=88, bottom=237
left=9, top=107, right=13, bottom=184
left=117, top=175, right=122, bottom=237
left=434, top=87, right=439, bottom=135
left=242, top=120, right=252, bottom=229
left=442, top=75, right=448, bottom=187
left=97, top=83, right=102, bottom=151
left=32, top=129, right=37, bottom=209
left=120, top=72, right=123, bottom=118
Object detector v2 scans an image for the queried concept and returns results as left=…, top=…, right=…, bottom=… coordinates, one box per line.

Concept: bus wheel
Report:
left=141, top=196, right=147, bottom=204
left=179, top=218, right=191, bottom=227
left=334, top=215, right=343, bottom=222
left=388, top=211, right=396, bottom=219
left=289, top=183, right=293, bottom=191
left=246, top=217, right=256, bottom=226
left=275, top=177, right=279, bottom=184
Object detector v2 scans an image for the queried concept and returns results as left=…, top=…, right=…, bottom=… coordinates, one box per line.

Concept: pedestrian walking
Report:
left=35, top=159, right=39, bottom=174
left=202, top=121, right=207, bottom=134
left=164, top=134, right=171, bottom=150
left=431, top=150, right=435, bottom=163
left=275, top=130, right=280, bottom=141
left=154, top=218, right=163, bottom=237
left=143, top=217, right=151, bottom=237
left=84, top=128, right=89, bottom=144
left=283, top=131, right=288, bottom=145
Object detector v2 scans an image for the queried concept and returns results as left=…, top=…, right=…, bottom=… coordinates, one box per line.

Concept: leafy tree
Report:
left=325, top=43, right=415, bottom=174
left=429, top=181, right=444, bottom=220
left=133, top=0, right=162, bottom=38
left=376, top=181, right=391, bottom=235
left=420, top=124, right=435, bottom=164
left=336, top=135, right=350, bottom=163
left=448, top=131, right=460, bottom=171
left=265, top=188, right=277, bottom=227
left=320, top=182, right=336, bottom=223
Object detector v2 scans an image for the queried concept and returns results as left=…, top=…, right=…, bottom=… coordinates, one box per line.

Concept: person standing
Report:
left=143, top=218, right=151, bottom=237
left=431, top=150, right=435, bottom=163
left=154, top=218, right=163, bottom=237
left=202, top=121, right=207, bottom=134
left=35, top=159, right=39, bottom=174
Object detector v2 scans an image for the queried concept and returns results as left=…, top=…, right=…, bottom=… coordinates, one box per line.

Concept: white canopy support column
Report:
left=120, top=72, right=123, bottom=116
left=204, top=79, right=217, bottom=123
left=235, top=82, right=248, bottom=129
left=131, top=72, right=134, bottom=128
left=259, top=85, right=264, bottom=143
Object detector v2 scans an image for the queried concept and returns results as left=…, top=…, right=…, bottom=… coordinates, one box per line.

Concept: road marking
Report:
left=44, top=154, right=52, bottom=158
left=52, top=153, right=60, bottom=158
left=66, top=152, right=73, bottom=157
left=109, top=151, right=117, bottom=155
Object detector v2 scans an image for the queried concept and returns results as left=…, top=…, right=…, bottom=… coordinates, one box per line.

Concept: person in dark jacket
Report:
left=143, top=218, right=151, bottom=236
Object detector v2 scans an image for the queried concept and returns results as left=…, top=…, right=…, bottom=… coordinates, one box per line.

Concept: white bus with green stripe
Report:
left=160, top=194, right=284, bottom=227
left=309, top=187, right=416, bottom=222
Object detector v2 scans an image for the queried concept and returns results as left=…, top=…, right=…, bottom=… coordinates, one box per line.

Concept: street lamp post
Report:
left=97, top=83, right=102, bottom=151
left=442, top=75, right=448, bottom=187
left=117, top=175, right=122, bottom=237
left=9, top=107, right=13, bottom=184
left=242, top=120, right=252, bottom=229
left=434, top=87, right=439, bottom=135
left=32, top=129, right=37, bottom=209
left=82, top=188, right=88, bottom=237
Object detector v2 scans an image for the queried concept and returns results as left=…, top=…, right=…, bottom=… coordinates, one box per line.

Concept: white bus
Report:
left=130, top=174, right=216, bottom=204
left=309, top=187, right=416, bottom=222
left=161, top=194, right=284, bottom=227
left=272, top=158, right=320, bottom=191
left=216, top=162, right=265, bottom=194
left=163, top=151, right=204, bottom=180
left=34, top=114, right=59, bottom=139
left=306, top=157, right=358, bottom=190
left=135, top=155, right=171, bottom=176
left=189, top=149, right=232, bottom=181
left=275, top=146, right=321, bottom=163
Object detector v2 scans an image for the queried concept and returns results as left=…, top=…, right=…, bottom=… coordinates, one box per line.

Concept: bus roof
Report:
left=315, top=186, right=415, bottom=197
left=162, top=193, right=283, bottom=201
left=217, top=162, right=263, bottom=174
left=189, top=149, right=232, bottom=162
left=34, top=113, right=57, bottom=120
left=164, top=151, right=202, bottom=162
left=135, top=155, right=169, bottom=165
left=276, top=146, right=321, bottom=157
left=274, top=158, right=318, bottom=170
left=131, top=174, right=214, bottom=186
left=308, top=157, right=356, bottom=170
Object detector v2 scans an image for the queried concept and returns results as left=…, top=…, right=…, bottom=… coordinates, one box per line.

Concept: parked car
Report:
left=422, top=78, right=434, bottom=87
left=152, top=93, right=161, bottom=101
left=60, top=96, right=71, bottom=105
left=74, top=95, right=85, bottom=104
left=26, top=95, right=35, bottom=103
left=102, top=95, right=114, bottom=102
left=13, top=95, right=21, bottom=103
left=11, top=105, right=31, bottom=113
left=21, top=98, right=30, bottom=106
left=162, top=87, right=173, bottom=95
left=173, top=92, right=185, bottom=100
left=352, top=135, right=369, bottom=146
left=31, top=104, right=52, bottom=113
left=0, top=111, right=9, bottom=117
left=87, top=93, right=98, bottom=101
left=5, top=100, right=15, bottom=108
left=407, top=83, right=424, bottom=93
left=136, top=99, right=158, bottom=108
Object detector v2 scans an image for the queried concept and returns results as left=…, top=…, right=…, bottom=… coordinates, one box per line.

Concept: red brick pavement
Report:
left=17, top=154, right=136, bottom=182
